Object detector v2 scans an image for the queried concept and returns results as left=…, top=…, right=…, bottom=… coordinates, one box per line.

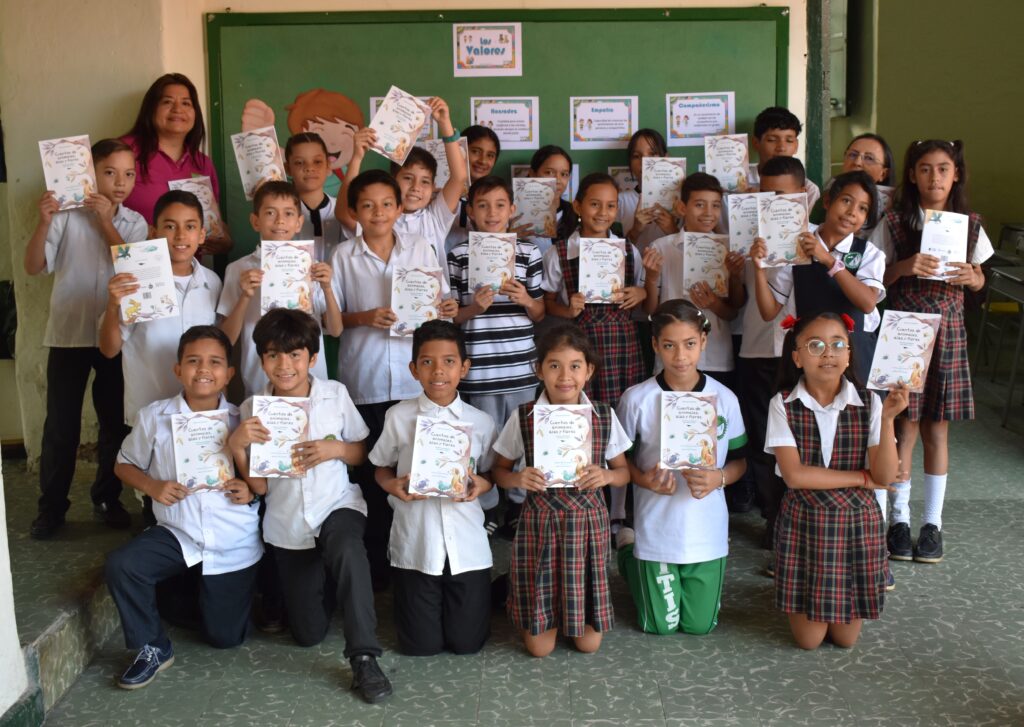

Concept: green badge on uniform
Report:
left=843, top=251, right=863, bottom=269
left=324, top=434, right=337, bottom=440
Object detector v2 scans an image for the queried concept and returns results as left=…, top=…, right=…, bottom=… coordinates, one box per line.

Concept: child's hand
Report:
left=517, top=466, right=547, bottom=492
left=615, top=285, right=646, bottom=311
left=576, top=464, right=611, bottom=490
left=797, top=232, right=828, bottom=265
left=381, top=473, right=427, bottom=502
left=859, top=470, right=895, bottom=492
left=903, top=253, right=941, bottom=278
left=689, top=281, right=717, bottom=308
left=500, top=279, right=532, bottom=307
left=229, top=417, right=271, bottom=449
left=749, top=237, right=768, bottom=266
left=636, top=464, right=676, bottom=495
left=367, top=307, right=398, bottom=329
left=222, top=478, right=254, bottom=505
left=944, top=261, right=982, bottom=287
left=508, top=215, right=534, bottom=239
left=241, top=98, right=276, bottom=132
left=725, top=251, right=746, bottom=276
left=882, top=382, right=910, bottom=419
left=310, top=262, right=333, bottom=289
left=634, top=206, right=657, bottom=226
left=456, top=473, right=490, bottom=503
left=473, top=286, right=496, bottom=313
left=292, top=439, right=341, bottom=471
left=651, top=204, right=679, bottom=234
left=107, top=273, right=139, bottom=305
left=682, top=468, right=722, bottom=499
left=428, top=97, right=452, bottom=126
left=239, top=269, right=263, bottom=299
left=642, top=245, right=663, bottom=277
left=569, top=292, right=586, bottom=317
left=438, top=298, right=460, bottom=319
left=353, top=128, right=376, bottom=159
left=147, top=479, right=190, bottom=506
left=84, top=193, right=115, bottom=223
left=38, top=191, right=60, bottom=225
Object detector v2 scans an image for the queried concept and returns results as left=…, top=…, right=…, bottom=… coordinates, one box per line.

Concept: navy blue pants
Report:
left=392, top=561, right=491, bottom=656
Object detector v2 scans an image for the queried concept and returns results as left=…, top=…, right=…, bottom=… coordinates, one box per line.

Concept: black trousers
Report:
left=38, top=347, right=129, bottom=517
left=738, top=356, right=786, bottom=541
left=352, top=401, right=397, bottom=586
left=392, top=561, right=491, bottom=656
left=270, top=508, right=382, bottom=658
left=106, top=525, right=257, bottom=650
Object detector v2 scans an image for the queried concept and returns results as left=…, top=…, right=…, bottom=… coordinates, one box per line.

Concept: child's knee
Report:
left=523, top=631, right=556, bottom=658
left=679, top=617, right=717, bottom=636
left=641, top=619, right=678, bottom=636
left=105, top=548, right=132, bottom=587
left=572, top=628, right=603, bottom=653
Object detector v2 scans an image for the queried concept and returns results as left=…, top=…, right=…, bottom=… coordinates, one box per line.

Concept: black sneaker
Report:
left=483, top=508, right=499, bottom=538
left=887, top=522, right=913, bottom=561
left=913, top=524, right=943, bottom=563
left=94, top=501, right=131, bottom=530
left=29, top=511, right=65, bottom=540
left=117, top=643, right=174, bottom=689
left=495, top=502, right=521, bottom=541
left=350, top=655, right=393, bottom=704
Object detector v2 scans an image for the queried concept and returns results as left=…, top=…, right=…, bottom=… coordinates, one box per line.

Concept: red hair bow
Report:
left=780, top=315, right=799, bottom=331
left=840, top=313, right=856, bottom=333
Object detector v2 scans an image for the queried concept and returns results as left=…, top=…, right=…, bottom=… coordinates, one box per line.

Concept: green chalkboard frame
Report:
left=205, top=7, right=797, bottom=260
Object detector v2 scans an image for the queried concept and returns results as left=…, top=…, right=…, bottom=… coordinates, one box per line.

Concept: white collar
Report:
left=536, top=390, right=592, bottom=407
left=257, top=375, right=321, bottom=400
left=416, top=392, right=465, bottom=418
left=161, top=392, right=230, bottom=415
left=814, top=229, right=855, bottom=252
left=355, top=229, right=412, bottom=258
left=784, top=378, right=863, bottom=413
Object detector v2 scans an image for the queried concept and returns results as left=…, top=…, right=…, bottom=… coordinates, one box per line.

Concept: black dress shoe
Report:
left=886, top=522, right=913, bottom=561
left=350, top=655, right=393, bottom=704
left=30, top=511, right=65, bottom=540
left=913, top=524, right=943, bottom=563
left=94, top=501, right=131, bottom=529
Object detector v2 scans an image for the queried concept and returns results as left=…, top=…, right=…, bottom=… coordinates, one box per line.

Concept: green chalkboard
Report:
left=206, top=9, right=790, bottom=261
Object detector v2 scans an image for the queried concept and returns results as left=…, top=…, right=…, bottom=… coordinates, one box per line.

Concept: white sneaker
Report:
left=615, top=526, right=635, bottom=549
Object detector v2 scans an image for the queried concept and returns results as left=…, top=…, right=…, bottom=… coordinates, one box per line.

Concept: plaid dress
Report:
left=884, top=210, right=982, bottom=421
left=555, top=239, right=644, bottom=406
left=508, top=401, right=615, bottom=637
left=774, top=390, right=887, bottom=623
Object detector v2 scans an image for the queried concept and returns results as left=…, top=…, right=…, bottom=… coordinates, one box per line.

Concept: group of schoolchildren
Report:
left=26, top=98, right=992, bottom=701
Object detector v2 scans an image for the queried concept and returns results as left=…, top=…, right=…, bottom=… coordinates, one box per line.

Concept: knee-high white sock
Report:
left=874, top=488, right=888, bottom=524
left=891, top=479, right=912, bottom=525
left=609, top=484, right=627, bottom=522
left=922, top=473, right=947, bottom=529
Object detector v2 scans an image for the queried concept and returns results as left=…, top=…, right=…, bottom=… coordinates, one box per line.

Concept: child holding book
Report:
left=106, top=326, right=260, bottom=688
left=228, top=308, right=392, bottom=704
left=337, top=96, right=466, bottom=270
left=518, top=145, right=578, bottom=256
left=369, top=320, right=496, bottom=655
left=619, top=129, right=679, bottom=249
left=752, top=106, right=820, bottom=208
left=285, top=132, right=348, bottom=262
left=446, top=124, right=502, bottom=251
left=330, top=169, right=459, bottom=588
left=25, top=138, right=148, bottom=538
left=616, top=300, right=748, bottom=634
left=217, top=180, right=342, bottom=396
left=492, top=324, right=632, bottom=657
left=871, top=139, right=993, bottom=564
left=766, top=312, right=907, bottom=649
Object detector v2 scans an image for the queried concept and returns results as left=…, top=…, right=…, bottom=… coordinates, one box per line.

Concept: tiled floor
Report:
left=8, top=380, right=1023, bottom=726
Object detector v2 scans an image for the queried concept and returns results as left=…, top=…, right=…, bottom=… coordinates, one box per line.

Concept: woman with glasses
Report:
left=812, top=133, right=895, bottom=228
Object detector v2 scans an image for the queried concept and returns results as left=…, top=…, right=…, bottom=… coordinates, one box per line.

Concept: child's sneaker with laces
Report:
left=913, top=524, right=943, bottom=563
left=117, top=642, right=174, bottom=690
left=887, top=522, right=913, bottom=561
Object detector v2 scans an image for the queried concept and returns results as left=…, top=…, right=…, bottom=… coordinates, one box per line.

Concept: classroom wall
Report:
left=0, top=459, right=27, bottom=718
left=828, top=0, right=876, bottom=172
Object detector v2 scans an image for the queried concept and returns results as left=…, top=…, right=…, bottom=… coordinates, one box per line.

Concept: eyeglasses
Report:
left=845, top=150, right=882, bottom=167
left=802, top=338, right=849, bottom=356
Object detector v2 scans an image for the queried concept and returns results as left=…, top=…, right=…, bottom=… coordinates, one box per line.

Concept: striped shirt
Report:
left=447, top=238, right=543, bottom=395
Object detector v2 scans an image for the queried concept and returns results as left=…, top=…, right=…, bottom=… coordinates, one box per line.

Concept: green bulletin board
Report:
left=206, top=8, right=791, bottom=260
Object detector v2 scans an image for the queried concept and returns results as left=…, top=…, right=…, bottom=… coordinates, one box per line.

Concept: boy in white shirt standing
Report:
left=25, top=138, right=148, bottom=538
left=106, top=326, right=260, bottom=689
left=285, top=132, right=348, bottom=263
left=370, top=320, right=496, bottom=655
left=229, top=308, right=392, bottom=704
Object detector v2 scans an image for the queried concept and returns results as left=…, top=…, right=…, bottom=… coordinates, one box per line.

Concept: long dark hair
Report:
left=776, top=312, right=861, bottom=392
left=126, top=74, right=206, bottom=181
left=894, top=139, right=970, bottom=224
left=845, top=133, right=895, bottom=186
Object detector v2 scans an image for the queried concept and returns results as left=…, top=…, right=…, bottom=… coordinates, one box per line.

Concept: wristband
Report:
left=860, top=470, right=869, bottom=488
left=441, top=128, right=461, bottom=144
left=719, top=468, right=726, bottom=488
left=827, top=258, right=846, bottom=278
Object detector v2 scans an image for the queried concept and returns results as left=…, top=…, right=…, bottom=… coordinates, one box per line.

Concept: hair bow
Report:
left=840, top=313, right=856, bottom=333
left=780, top=315, right=799, bottom=331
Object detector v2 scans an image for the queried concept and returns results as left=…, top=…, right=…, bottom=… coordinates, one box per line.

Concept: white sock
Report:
left=609, top=484, right=627, bottom=522
left=922, top=473, right=947, bottom=529
left=891, top=479, right=912, bottom=525
left=874, top=488, right=888, bottom=524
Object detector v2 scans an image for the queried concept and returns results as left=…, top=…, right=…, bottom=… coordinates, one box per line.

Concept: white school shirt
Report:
left=357, top=194, right=457, bottom=274
left=216, top=245, right=330, bottom=396
left=43, top=205, right=148, bottom=347
left=617, top=188, right=667, bottom=250
left=300, top=193, right=348, bottom=263
left=765, top=378, right=882, bottom=476
left=368, top=393, right=497, bottom=576
left=869, top=206, right=994, bottom=266
left=117, top=394, right=262, bottom=575
left=492, top=390, right=632, bottom=466
left=117, top=259, right=221, bottom=425
left=648, top=233, right=733, bottom=371
left=330, top=230, right=450, bottom=405
left=242, top=377, right=370, bottom=550
left=541, top=230, right=646, bottom=306
left=767, top=231, right=886, bottom=332
left=616, top=373, right=747, bottom=564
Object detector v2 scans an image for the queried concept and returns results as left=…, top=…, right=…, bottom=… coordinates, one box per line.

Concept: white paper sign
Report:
left=704, top=134, right=752, bottom=193
left=172, top=410, right=234, bottom=490
left=261, top=240, right=315, bottom=315
left=513, top=177, right=558, bottom=237
left=368, top=85, right=433, bottom=165
left=409, top=416, right=474, bottom=498
left=660, top=391, right=719, bottom=470
left=570, top=96, right=639, bottom=150
left=533, top=404, right=592, bottom=487
left=391, top=266, right=444, bottom=337
left=468, top=232, right=517, bottom=293
left=167, top=176, right=225, bottom=238
left=666, top=92, right=736, bottom=148
left=471, top=97, right=539, bottom=150
left=757, top=193, right=810, bottom=268
left=727, top=192, right=775, bottom=256
left=579, top=238, right=627, bottom=304
left=249, top=396, right=310, bottom=478
left=39, top=135, right=96, bottom=210
left=919, top=209, right=968, bottom=281
left=681, top=233, right=729, bottom=296
left=453, top=22, right=522, bottom=77
left=111, top=239, right=178, bottom=324
left=868, top=310, right=942, bottom=393
left=641, top=157, right=687, bottom=211
left=231, top=126, right=286, bottom=200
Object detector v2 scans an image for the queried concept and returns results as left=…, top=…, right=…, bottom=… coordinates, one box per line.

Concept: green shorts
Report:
left=617, top=544, right=725, bottom=635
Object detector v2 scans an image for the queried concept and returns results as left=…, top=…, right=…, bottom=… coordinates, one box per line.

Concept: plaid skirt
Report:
left=580, top=306, right=644, bottom=407
left=774, top=488, right=886, bottom=623
left=507, top=493, right=614, bottom=637
left=889, top=283, right=974, bottom=421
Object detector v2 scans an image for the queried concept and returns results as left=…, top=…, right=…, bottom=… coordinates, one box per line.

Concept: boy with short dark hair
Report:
left=752, top=106, right=821, bottom=208
left=106, top=325, right=259, bottom=689
left=369, top=320, right=496, bottom=655
left=228, top=308, right=392, bottom=704
left=285, top=132, right=348, bottom=262
left=446, top=124, right=503, bottom=251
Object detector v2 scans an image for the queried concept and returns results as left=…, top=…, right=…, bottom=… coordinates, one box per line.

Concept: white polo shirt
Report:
left=117, top=394, right=262, bottom=575
left=368, top=393, right=497, bottom=576
left=117, top=259, right=222, bottom=425
left=541, top=230, right=645, bottom=306
left=242, top=377, right=370, bottom=550
left=330, top=230, right=450, bottom=406
left=616, top=373, right=747, bottom=565
left=43, top=205, right=148, bottom=347
left=765, top=378, right=882, bottom=475
left=217, top=244, right=329, bottom=397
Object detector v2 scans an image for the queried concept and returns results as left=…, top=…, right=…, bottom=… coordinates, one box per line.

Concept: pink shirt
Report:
left=120, top=135, right=220, bottom=224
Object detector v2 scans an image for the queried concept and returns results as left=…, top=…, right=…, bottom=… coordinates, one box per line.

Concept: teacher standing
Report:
left=121, top=73, right=232, bottom=255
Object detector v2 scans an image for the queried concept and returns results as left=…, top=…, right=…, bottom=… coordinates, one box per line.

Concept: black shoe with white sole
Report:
left=887, top=522, right=913, bottom=561
left=913, top=524, right=943, bottom=563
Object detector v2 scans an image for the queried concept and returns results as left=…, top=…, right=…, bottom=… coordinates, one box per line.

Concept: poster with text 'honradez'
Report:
left=453, top=23, right=522, bottom=77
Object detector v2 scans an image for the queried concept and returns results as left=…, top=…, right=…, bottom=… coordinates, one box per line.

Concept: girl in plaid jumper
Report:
left=766, top=312, right=907, bottom=649
left=492, top=325, right=632, bottom=657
